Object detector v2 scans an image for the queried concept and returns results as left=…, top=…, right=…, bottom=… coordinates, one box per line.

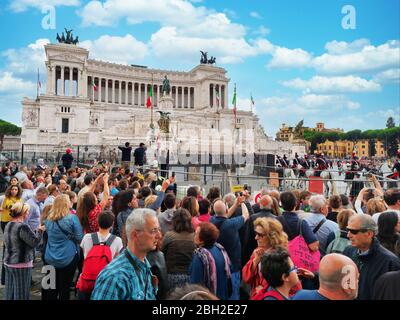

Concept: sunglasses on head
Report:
left=346, top=228, right=369, bottom=235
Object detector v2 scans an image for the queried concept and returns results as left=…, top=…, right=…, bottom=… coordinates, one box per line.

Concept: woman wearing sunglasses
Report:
left=242, top=217, right=314, bottom=300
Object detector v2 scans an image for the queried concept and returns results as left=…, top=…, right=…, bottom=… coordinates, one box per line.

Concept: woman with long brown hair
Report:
left=77, top=173, right=109, bottom=233
left=180, top=196, right=200, bottom=230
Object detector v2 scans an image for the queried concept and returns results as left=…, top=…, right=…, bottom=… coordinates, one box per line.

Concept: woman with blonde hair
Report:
left=43, top=194, right=83, bottom=300
left=242, top=217, right=311, bottom=299
left=366, top=198, right=387, bottom=216
left=326, top=209, right=355, bottom=254
left=3, top=202, right=43, bottom=300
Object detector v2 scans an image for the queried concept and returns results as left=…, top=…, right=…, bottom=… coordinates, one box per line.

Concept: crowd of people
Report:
left=0, top=149, right=399, bottom=301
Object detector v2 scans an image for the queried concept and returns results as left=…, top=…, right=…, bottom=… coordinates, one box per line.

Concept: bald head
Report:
left=319, top=253, right=358, bottom=299
left=259, top=195, right=273, bottom=210
left=268, top=190, right=280, bottom=202
left=213, top=200, right=227, bottom=216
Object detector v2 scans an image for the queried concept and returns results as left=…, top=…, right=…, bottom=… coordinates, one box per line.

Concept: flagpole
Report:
left=234, top=83, right=237, bottom=129
left=150, top=73, right=154, bottom=129
left=36, top=68, right=39, bottom=101
left=250, top=92, right=253, bottom=114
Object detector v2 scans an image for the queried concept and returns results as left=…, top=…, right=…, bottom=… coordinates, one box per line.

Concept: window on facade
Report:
left=62, top=118, right=69, bottom=133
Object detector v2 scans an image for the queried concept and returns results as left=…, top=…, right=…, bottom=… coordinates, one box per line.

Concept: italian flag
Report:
left=146, top=86, right=153, bottom=108
left=92, top=79, right=97, bottom=91
left=232, top=85, right=237, bottom=116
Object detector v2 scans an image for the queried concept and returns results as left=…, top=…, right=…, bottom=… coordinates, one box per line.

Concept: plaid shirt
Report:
left=91, top=248, right=157, bottom=300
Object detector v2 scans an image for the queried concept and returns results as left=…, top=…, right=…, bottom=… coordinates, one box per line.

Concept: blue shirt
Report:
left=304, top=213, right=339, bottom=255
left=25, top=197, right=43, bottom=231
left=210, top=215, right=245, bottom=272
left=278, top=212, right=317, bottom=245
left=91, top=248, right=156, bottom=300
left=291, top=290, right=329, bottom=300
left=44, top=214, right=83, bottom=268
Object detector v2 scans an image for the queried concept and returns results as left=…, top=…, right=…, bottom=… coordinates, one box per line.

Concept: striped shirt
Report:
left=91, top=248, right=157, bottom=300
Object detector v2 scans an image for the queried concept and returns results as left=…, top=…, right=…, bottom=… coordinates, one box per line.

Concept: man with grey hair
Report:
left=304, top=194, right=339, bottom=256
left=223, top=193, right=236, bottom=209
left=292, top=253, right=359, bottom=300
left=343, top=214, right=400, bottom=300
left=92, top=208, right=161, bottom=300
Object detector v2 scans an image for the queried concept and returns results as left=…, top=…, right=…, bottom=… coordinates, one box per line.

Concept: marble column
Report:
left=69, top=67, right=73, bottom=96
left=118, top=81, right=122, bottom=104
left=125, top=82, right=128, bottom=105
left=105, top=79, right=108, bottom=103
left=60, top=66, right=65, bottom=95
left=138, top=83, right=142, bottom=106
left=112, top=80, right=115, bottom=104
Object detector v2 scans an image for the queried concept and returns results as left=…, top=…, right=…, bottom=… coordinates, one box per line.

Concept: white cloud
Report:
left=79, top=0, right=208, bottom=28
left=2, top=39, right=49, bottom=78
left=256, top=94, right=365, bottom=136
left=79, top=0, right=272, bottom=65
left=183, top=13, right=245, bottom=38
left=9, top=0, right=80, bottom=12
left=150, top=27, right=272, bottom=64
left=282, top=75, right=381, bottom=93
left=265, top=39, right=400, bottom=77
left=237, top=97, right=256, bottom=112
left=373, top=68, right=400, bottom=84
left=80, top=35, right=148, bottom=64
left=268, top=47, right=312, bottom=68
left=250, top=11, right=262, bottom=19
left=324, top=39, right=371, bottom=55
left=313, top=40, right=400, bottom=74
left=366, top=108, right=400, bottom=120
left=253, top=25, right=270, bottom=36
left=0, top=72, right=36, bottom=94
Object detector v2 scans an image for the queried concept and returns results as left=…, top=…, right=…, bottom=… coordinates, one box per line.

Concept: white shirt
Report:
left=372, top=209, right=400, bottom=224
left=80, top=232, right=123, bottom=259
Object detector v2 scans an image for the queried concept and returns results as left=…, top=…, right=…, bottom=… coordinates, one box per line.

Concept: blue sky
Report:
left=0, top=0, right=399, bottom=137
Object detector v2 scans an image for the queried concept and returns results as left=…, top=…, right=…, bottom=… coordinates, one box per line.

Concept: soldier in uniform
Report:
left=314, top=153, right=327, bottom=177
left=282, top=154, right=289, bottom=168
left=387, top=150, right=400, bottom=188
left=298, top=154, right=310, bottom=178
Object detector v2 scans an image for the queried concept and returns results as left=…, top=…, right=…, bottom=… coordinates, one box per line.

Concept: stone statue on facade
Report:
left=89, top=111, right=99, bottom=126
left=200, top=51, right=216, bottom=64
left=157, top=111, right=171, bottom=133
left=208, top=56, right=216, bottom=64
left=162, top=76, right=170, bottom=95
left=200, top=51, right=208, bottom=64
left=56, top=28, right=79, bottom=45
left=293, top=119, right=304, bottom=139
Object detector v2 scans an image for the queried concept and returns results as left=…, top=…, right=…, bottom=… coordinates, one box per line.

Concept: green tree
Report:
left=386, top=116, right=395, bottom=128
left=0, top=119, right=21, bottom=152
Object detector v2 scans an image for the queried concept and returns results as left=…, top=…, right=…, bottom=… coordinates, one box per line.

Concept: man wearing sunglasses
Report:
left=343, top=214, right=400, bottom=300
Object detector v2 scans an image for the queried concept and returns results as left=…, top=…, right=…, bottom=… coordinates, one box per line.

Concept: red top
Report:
left=86, top=204, right=102, bottom=234
left=242, top=250, right=302, bottom=299
left=198, top=213, right=211, bottom=223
